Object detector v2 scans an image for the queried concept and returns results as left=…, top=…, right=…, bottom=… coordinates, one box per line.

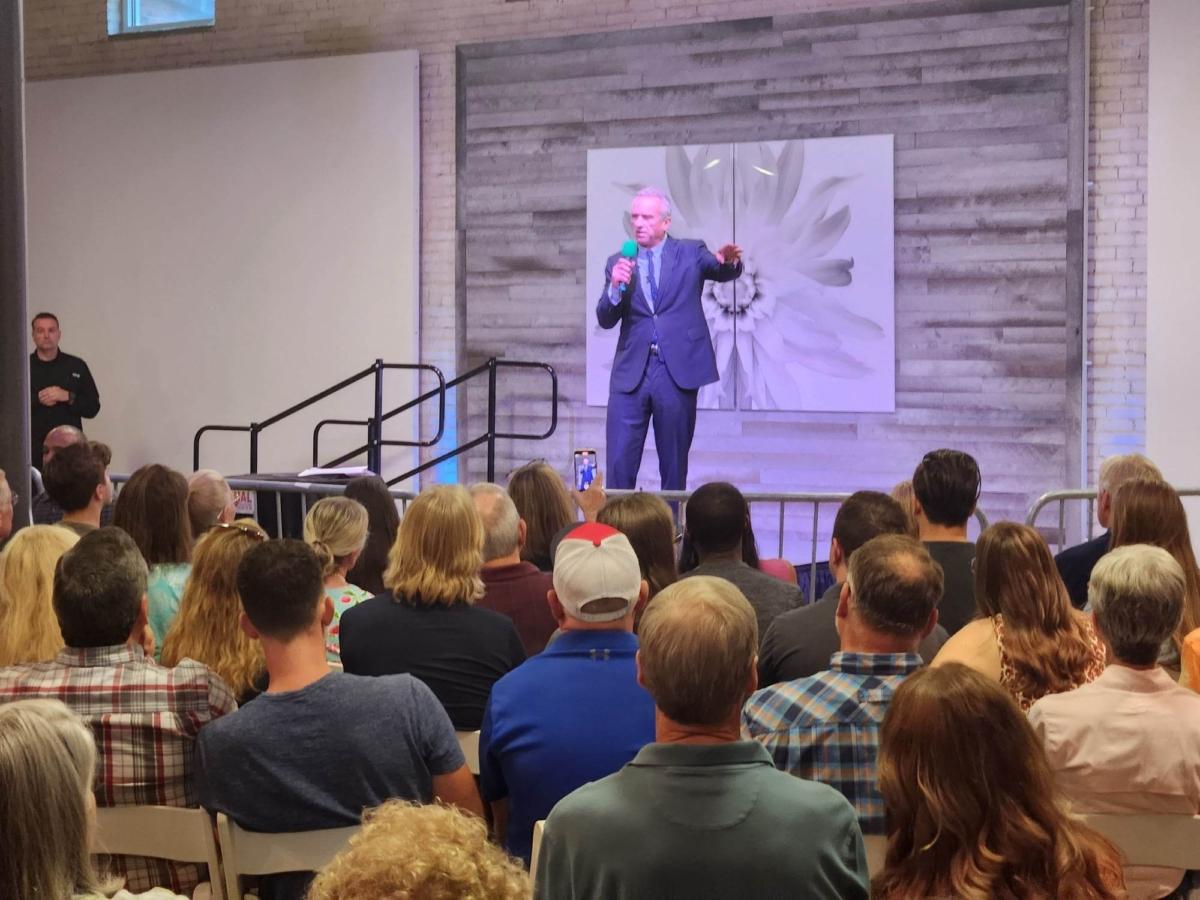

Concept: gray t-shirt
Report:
left=197, top=671, right=464, bottom=900
left=682, top=560, right=801, bottom=646
left=536, top=741, right=869, bottom=900
left=924, top=541, right=977, bottom=635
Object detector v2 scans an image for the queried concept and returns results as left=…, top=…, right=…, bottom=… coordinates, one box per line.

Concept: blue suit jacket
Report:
left=596, top=236, right=742, bottom=393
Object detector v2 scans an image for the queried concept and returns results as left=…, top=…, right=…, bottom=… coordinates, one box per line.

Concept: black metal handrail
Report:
left=380, top=358, right=557, bottom=486
left=194, top=360, right=446, bottom=474
left=193, top=357, right=557, bottom=485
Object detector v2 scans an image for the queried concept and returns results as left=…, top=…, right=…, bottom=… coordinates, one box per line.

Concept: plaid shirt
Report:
left=741, top=651, right=923, bottom=834
left=0, top=644, right=236, bottom=893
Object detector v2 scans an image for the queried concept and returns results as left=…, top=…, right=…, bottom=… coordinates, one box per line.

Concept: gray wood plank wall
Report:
left=456, top=0, right=1086, bottom=558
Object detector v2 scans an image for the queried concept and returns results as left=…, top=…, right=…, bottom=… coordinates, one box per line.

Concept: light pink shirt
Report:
left=1028, top=665, right=1200, bottom=899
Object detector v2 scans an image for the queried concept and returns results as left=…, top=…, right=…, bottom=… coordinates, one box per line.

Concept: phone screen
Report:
left=573, top=450, right=598, bottom=492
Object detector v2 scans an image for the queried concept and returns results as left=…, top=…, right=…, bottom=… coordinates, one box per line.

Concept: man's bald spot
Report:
left=43, top=425, right=86, bottom=467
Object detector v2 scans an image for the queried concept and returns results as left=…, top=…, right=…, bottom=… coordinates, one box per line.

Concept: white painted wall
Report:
left=1147, top=0, right=1200, bottom=511
left=25, top=51, right=421, bottom=481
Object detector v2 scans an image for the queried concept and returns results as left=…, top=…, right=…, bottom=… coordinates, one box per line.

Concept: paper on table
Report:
left=297, top=466, right=374, bottom=478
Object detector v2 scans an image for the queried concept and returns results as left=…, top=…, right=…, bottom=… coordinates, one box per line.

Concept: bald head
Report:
left=470, top=482, right=522, bottom=563
left=42, top=425, right=85, bottom=469
left=846, top=534, right=943, bottom=639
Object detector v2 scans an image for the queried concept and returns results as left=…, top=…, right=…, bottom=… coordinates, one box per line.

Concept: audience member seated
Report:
left=871, top=664, right=1125, bottom=899
left=0, top=525, right=78, bottom=666
left=112, top=464, right=193, bottom=654
left=597, top=492, right=678, bottom=603
left=758, top=492, right=947, bottom=685
left=0, top=468, right=13, bottom=542
left=480, top=522, right=655, bottom=865
left=1030, top=544, right=1200, bottom=899
left=742, top=534, right=941, bottom=834
left=471, top=482, right=558, bottom=656
left=307, top=800, right=529, bottom=900
left=933, top=522, right=1105, bottom=711
left=339, top=484, right=524, bottom=729
left=889, top=479, right=918, bottom=535
left=342, top=474, right=400, bottom=595
left=302, top=497, right=371, bottom=662
left=42, top=440, right=113, bottom=537
left=909, top=448, right=980, bottom=634
left=185, top=469, right=236, bottom=538
left=681, top=512, right=798, bottom=586
left=1185, top=627, right=1200, bottom=691
left=678, top=482, right=800, bottom=643
left=508, top=460, right=577, bottom=571
left=197, top=539, right=482, bottom=900
left=32, top=425, right=113, bottom=527
left=1056, top=453, right=1163, bottom=609
left=0, top=699, right=188, bottom=900
left=537, top=576, right=869, bottom=899
left=1108, top=478, right=1200, bottom=675
left=0, top=528, right=235, bottom=895
left=160, top=520, right=269, bottom=704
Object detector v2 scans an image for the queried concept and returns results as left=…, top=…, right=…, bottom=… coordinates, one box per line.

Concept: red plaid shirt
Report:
left=0, top=644, right=236, bottom=893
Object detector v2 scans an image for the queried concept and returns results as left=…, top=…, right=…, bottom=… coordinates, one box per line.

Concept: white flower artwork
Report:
left=585, top=136, right=895, bottom=412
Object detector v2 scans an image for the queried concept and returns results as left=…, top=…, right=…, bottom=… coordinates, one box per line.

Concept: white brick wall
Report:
left=24, top=0, right=1148, bottom=487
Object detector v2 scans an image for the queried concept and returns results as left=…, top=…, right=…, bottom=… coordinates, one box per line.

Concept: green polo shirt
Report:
left=535, top=740, right=869, bottom=899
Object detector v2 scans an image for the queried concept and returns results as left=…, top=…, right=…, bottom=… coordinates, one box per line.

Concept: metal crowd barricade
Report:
left=1026, top=487, right=1200, bottom=553
left=109, top=477, right=989, bottom=605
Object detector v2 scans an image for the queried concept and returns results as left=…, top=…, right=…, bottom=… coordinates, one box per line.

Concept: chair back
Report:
left=458, top=729, right=481, bottom=775
left=1081, top=813, right=1200, bottom=869
left=92, top=805, right=224, bottom=900
left=215, top=812, right=357, bottom=900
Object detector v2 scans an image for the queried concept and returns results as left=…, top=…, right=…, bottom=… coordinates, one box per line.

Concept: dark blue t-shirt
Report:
left=197, top=671, right=464, bottom=899
left=480, top=630, right=656, bottom=864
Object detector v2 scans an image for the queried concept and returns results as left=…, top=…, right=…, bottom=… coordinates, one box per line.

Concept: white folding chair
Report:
left=458, top=729, right=481, bottom=775
left=1080, top=813, right=1200, bottom=868
left=91, top=805, right=223, bottom=900
left=529, top=819, right=546, bottom=897
left=862, top=834, right=887, bottom=877
left=215, top=812, right=358, bottom=900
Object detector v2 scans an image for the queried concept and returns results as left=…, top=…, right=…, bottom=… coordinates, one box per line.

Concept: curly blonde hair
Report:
left=0, top=526, right=79, bottom=666
left=307, top=801, right=529, bottom=900
left=383, top=485, right=484, bottom=607
left=160, top=520, right=267, bottom=697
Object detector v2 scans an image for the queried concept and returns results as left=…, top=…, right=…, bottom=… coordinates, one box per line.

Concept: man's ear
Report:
left=547, top=589, right=567, bottom=627
left=829, top=538, right=844, bottom=571
left=911, top=496, right=925, bottom=521
left=239, top=612, right=260, bottom=640
left=320, top=595, right=334, bottom=628
left=836, top=582, right=852, bottom=622
left=635, top=649, right=647, bottom=690
left=135, top=595, right=149, bottom=631
left=517, top=518, right=528, bottom=551
left=920, top=608, right=939, bottom=640
left=634, top=580, right=650, bottom=614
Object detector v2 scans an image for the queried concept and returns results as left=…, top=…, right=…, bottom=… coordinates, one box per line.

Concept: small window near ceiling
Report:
left=108, top=0, right=215, bottom=35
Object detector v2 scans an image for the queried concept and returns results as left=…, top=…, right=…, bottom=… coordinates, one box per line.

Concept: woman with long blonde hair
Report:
left=933, top=522, right=1104, bottom=710
left=303, top=496, right=371, bottom=661
left=873, top=664, right=1124, bottom=900
left=0, top=699, right=186, bottom=900
left=0, top=526, right=78, bottom=667
left=339, top=484, right=525, bottom=729
left=507, top=461, right=576, bottom=571
left=160, top=520, right=268, bottom=703
left=1110, top=478, right=1200, bottom=667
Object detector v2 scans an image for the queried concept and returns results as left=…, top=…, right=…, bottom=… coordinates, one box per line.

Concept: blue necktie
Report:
left=644, top=250, right=661, bottom=346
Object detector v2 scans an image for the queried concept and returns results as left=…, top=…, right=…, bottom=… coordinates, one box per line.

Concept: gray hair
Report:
left=634, top=186, right=672, bottom=218
left=470, top=482, right=521, bottom=563
left=1090, top=544, right=1185, bottom=665
left=1099, top=453, right=1162, bottom=494
left=0, top=699, right=103, bottom=898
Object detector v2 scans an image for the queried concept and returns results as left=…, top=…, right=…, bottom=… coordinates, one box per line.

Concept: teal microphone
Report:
left=619, top=239, right=638, bottom=294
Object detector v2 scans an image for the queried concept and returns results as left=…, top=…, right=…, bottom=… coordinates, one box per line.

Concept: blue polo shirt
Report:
left=479, top=629, right=656, bottom=864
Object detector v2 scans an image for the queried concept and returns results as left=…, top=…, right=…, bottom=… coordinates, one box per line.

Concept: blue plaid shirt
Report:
left=740, top=651, right=923, bottom=834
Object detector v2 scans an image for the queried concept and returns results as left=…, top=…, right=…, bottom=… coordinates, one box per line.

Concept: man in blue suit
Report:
left=597, top=187, right=742, bottom=490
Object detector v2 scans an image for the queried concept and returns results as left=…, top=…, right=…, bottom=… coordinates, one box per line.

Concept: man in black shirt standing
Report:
left=29, top=312, right=100, bottom=470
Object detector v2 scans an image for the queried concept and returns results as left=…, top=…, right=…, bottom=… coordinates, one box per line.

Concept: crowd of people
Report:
left=1, top=438, right=1199, bottom=899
